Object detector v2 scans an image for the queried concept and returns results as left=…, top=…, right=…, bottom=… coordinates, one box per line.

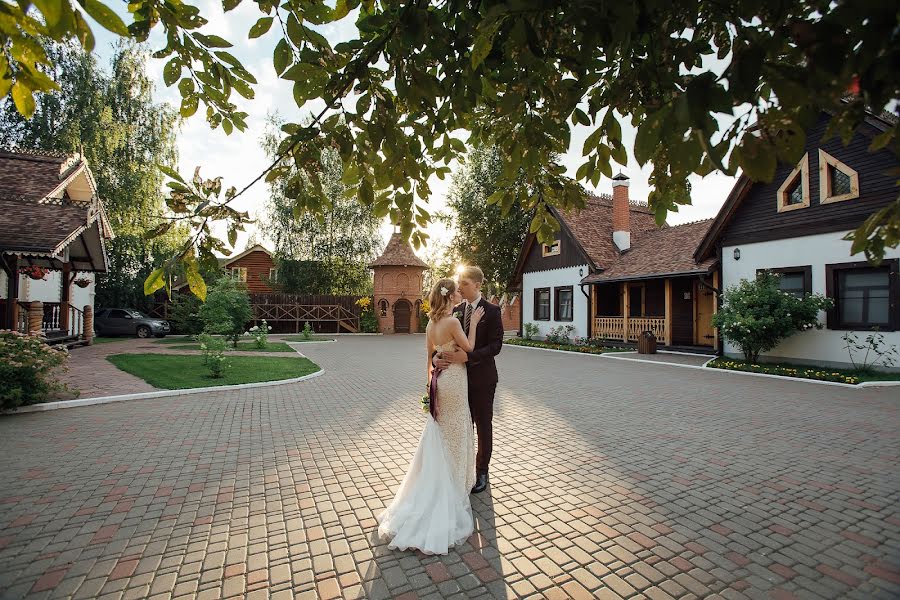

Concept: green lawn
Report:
left=279, top=336, right=336, bottom=342
left=107, top=354, right=320, bottom=389
left=707, top=357, right=900, bottom=384
left=165, top=341, right=295, bottom=352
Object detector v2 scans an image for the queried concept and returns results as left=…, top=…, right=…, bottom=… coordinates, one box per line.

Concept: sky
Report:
left=93, top=0, right=739, bottom=259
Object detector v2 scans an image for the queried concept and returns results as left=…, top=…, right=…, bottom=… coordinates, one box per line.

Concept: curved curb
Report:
left=283, top=339, right=337, bottom=345
left=9, top=369, right=326, bottom=414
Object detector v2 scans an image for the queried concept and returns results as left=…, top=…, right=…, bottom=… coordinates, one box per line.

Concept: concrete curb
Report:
left=10, top=369, right=326, bottom=414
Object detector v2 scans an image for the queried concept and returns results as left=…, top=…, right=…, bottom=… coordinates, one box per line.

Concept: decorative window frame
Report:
left=776, top=152, right=810, bottom=213
left=824, top=259, right=898, bottom=331
left=756, top=266, right=812, bottom=298
left=818, top=149, right=859, bottom=205
left=268, top=268, right=278, bottom=282
left=230, top=267, right=248, bottom=282
left=542, top=240, right=561, bottom=257
left=534, top=287, right=551, bottom=321
left=554, top=286, right=574, bottom=321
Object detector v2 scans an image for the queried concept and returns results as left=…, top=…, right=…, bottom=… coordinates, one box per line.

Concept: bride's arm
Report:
left=426, top=323, right=434, bottom=386
left=450, top=318, right=475, bottom=352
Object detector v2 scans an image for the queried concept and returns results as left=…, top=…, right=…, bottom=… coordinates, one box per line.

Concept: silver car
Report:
left=94, top=309, right=170, bottom=338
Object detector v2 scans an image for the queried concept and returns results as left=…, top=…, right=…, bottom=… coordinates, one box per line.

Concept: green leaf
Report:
left=163, top=59, right=180, bottom=86
left=180, top=95, right=199, bottom=117
left=11, top=81, right=35, bottom=119
left=178, top=77, right=194, bottom=96
left=572, top=108, right=590, bottom=126
left=144, top=267, right=166, bottom=296
left=157, top=164, right=185, bottom=182
left=222, top=0, right=242, bottom=11
left=471, top=19, right=500, bottom=69
left=197, top=34, right=233, bottom=48
left=81, top=0, right=130, bottom=35
left=249, top=16, right=273, bottom=38
left=735, top=134, right=777, bottom=183
left=869, top=130, right=894, bottom=152
left=634, top=107, right=669, bottom=166
left=32, top=0, right=63, bottom=27
left=185, top=259, right=207, bottom=301
left=273, top=39, right=291, bottom=76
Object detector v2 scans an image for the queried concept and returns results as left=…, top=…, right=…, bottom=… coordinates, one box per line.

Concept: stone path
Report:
left=1, top=335, right=898, bottom=599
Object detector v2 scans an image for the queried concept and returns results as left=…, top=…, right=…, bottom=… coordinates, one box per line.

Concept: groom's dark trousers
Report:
left=455, top=299, right=504, bottom=476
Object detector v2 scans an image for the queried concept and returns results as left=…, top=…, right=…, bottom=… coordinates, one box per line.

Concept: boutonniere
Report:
left=453, top=310, right=463, bottom=320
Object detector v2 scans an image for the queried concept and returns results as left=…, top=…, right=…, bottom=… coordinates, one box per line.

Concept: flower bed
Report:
left=505, top=338, right=626, bottom=355
left=707, top=358, right=861, bottom=385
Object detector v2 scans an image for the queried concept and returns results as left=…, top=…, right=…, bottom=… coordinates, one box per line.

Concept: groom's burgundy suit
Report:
left=454, top=298, right=504, bottom=476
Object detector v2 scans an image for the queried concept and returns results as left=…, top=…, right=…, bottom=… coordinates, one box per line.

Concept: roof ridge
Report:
left=665, top=218, right=714, bottom=228
left=0, top=147, right=73, bottom=161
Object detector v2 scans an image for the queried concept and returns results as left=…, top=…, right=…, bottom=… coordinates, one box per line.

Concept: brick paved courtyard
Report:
left=1, top=336, right=898, bottom=599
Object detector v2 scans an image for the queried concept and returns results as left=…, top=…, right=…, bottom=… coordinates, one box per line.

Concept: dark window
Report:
left=829, top=165, right=852, bottom=197
left=757, top=266, right=812, bottom=299
left=110, top=309, right=129, bottom=319
left=534, top=288, right=550, bottom=321
left=628, top=284, right=644, bottom=317
left=826, top=260, right=898, bottom=331
left=554, top=287, right=573, bottom=321
left=379, top=300, right=388, bottom=317
left=787, top=179, right=803, bottom=205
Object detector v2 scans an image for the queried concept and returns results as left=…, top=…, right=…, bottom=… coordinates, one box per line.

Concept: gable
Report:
left=225, top=250, right=274, bottom=270
left=718, top=113, right=898, bottom=247
left=520, top=224, right=591, bottom=276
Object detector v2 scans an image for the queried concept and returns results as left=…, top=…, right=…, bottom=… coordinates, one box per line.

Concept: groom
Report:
left=435, top=266, right=503, bottom=494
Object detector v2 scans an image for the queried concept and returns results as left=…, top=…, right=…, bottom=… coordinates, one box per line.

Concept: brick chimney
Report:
left=612, top=171, right=630, bottom=252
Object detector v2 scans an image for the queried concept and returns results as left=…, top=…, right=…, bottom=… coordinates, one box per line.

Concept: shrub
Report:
left=169, top=293, right=205, bottom=336
left=419, top=298, right=430, bottom=331
left=712, top=272, right=832, bottom=362
left=841, top=331, right=899, bottom=373
left=198, top=333, right=229, bottom=377
left=0, top=331, right=71, bottom=409
left=545, top=324, right=575, bottom=345
left=523, top=322, right=539, bottom=340
left=247, top=320, right=272, bottom=349
left=199, top=278, right=253, bottom=347
left=356, top=296, right=379, bottom=333
left=302, top=321, right=313, bottom=340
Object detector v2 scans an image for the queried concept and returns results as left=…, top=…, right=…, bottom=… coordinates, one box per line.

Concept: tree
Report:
left=262, top=116, right=381, bottom=295
left=4, top=1, right=897, bottom=292
left=712, top=272, right=832, bottom=362
left=199, top=278, right=252, bottom=347
left=445, top=145, right=533, bottom=297
left=0, top=40, right=186, bottom=307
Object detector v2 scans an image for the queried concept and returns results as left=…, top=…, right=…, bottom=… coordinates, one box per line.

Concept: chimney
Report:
left=612, top=171, right=630, bottom=252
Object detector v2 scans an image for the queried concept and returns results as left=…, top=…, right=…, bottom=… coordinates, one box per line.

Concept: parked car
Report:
left=94, top=309, right=171, bottom=338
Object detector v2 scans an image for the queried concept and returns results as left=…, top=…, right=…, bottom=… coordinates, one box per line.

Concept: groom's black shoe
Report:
left=471, top=473, right=489, bottom=494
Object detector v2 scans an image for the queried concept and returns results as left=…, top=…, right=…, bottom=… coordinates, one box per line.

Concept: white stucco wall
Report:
left=722, top=231, right=900, bottom=368
left=522, top=265, right=590, bottom=339
left=0, top=270, right=95, bottom=314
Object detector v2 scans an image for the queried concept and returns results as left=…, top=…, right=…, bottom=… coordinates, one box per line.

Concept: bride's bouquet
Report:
left=420, top=393, right=430, bottom=413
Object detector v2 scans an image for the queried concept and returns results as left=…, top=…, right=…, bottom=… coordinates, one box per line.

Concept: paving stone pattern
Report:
left=1, top=336, right=898, bottom=599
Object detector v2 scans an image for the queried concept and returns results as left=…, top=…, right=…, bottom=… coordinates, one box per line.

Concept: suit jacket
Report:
left=454, top=298, right=503, bottom=386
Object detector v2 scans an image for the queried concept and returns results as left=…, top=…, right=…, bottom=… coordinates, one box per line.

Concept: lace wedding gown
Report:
left=377, top=341, right=476, bottom=554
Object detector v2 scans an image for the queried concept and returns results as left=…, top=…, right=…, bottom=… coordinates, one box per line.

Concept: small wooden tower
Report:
left=369, top=233, right=428, bottom=334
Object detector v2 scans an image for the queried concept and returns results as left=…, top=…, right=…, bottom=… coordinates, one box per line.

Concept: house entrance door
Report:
left=694, top=281, right=715, bottom=346
left=394, top=300, right=411, bottom=333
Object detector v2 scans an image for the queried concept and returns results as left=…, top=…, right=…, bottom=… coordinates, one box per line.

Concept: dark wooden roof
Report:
left=0, top=198, right=90, bottom=254
left=0, top=149, right=80, bottom=199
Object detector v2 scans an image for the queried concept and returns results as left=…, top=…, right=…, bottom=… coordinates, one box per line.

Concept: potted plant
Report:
left=73, top=277, right=91, bottom=288
left=18, top=265, right=49, bottom=280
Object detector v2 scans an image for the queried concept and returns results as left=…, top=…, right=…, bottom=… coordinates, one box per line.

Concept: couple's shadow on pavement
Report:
left=362, top=487, right=507, bottom=599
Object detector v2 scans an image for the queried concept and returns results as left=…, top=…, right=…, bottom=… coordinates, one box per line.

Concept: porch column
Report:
left=60, top=263, right=71, bottom=332
left=83, top=305, right=94, bottom=345
left=590, top=284, right=597, bottom=338
left=712, top=271, right=719, bottom=349
left=664, top=278, right=673, bottom=346
left=4, top=255, right=19, bottom=331
left=622, top=284, right=630, bottom=342
left=28, top=301, right=43, bottom=334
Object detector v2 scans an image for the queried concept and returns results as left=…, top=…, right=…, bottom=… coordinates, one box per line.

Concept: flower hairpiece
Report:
left=440, top=286, right=449, bottom=297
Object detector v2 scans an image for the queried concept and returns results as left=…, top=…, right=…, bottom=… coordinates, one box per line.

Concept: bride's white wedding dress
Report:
left=377, top=341, right=476, bottom=554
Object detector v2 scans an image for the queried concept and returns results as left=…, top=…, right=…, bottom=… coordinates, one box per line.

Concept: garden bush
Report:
left=199, top=278, right=253, bottom=347
left=0, top=331, right=70, bottom=409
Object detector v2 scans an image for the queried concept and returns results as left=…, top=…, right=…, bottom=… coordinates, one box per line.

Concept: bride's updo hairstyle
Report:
left=428, top=278, right=457, bottom=320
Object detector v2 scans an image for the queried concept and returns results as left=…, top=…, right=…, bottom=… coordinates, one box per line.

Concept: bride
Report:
left=377, top=277, right=484, bottom=554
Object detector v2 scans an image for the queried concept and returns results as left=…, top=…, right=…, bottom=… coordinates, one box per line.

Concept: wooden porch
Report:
left=590, top=274, right=719, bottom=348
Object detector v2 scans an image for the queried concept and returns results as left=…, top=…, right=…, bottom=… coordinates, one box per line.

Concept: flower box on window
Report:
left=18, top=265, right=49, bottom=280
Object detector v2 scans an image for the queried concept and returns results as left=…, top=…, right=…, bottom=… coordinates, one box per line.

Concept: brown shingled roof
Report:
left=0, top=149, right=80, bottom=199
left=0, top=198, right=90, bottom=254
left=369, top=232, right=428, bottom=268
left=582, top=219, right=716, bottom=283
left=557, top=193, right=659, bottom=269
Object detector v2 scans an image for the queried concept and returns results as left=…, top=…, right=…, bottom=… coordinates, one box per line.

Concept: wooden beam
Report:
left=4, top=255, right=19, bottom=331
left=590, top=284, right=597, bottom=338
left=622, top=284, right=630, bottom=342
left=712, top=271, right=719, bottom=350
left=664, top=278, right=672, bottom=346
left=60, top=262, right=71, bottom=331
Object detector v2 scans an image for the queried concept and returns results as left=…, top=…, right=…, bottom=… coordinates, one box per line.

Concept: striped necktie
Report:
left=464, top=301, right=473, bottom=332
